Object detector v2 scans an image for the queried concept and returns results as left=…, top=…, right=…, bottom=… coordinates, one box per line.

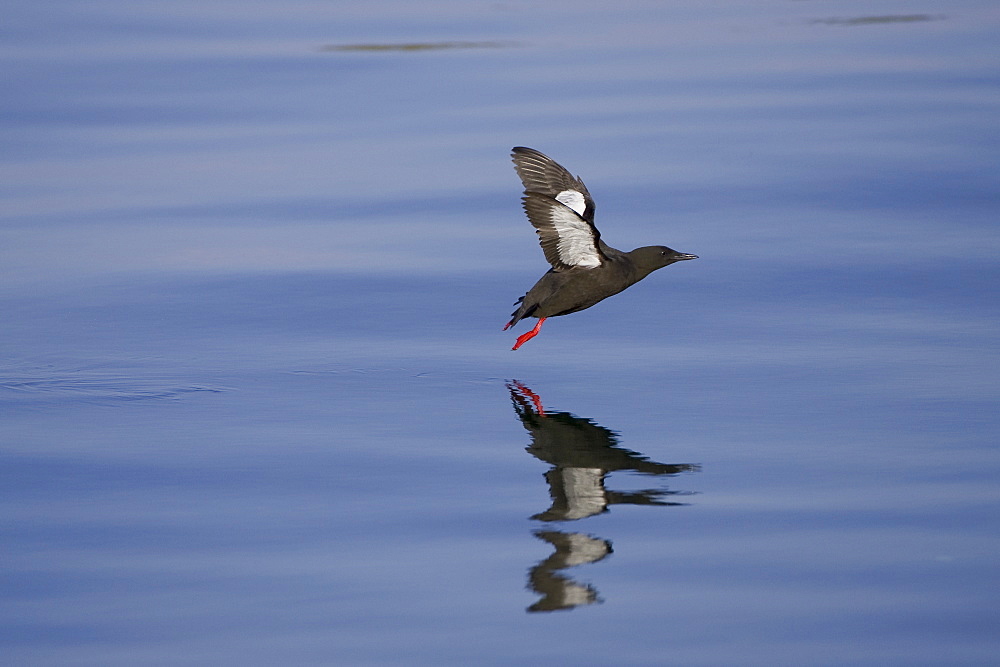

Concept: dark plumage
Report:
left=504, top=147, right=698, bottom=350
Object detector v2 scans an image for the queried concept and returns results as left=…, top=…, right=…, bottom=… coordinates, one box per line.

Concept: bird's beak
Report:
left=675, top=253, right=699, bottom=261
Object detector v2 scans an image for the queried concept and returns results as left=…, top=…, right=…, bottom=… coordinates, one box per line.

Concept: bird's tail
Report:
left=504, top=296, right=535, bottom=330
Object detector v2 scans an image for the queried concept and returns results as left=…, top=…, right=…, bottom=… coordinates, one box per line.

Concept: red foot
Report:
left=503, top=319, right=514, bottom=331
left=512, top=317, right=546, bottom=350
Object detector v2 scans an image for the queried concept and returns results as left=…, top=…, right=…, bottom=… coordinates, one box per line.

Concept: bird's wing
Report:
left=511, top=147, right=596, bottom=223
left=512, top=147, right=604, bottom=270
left=521, top=192, right=603, bottom=270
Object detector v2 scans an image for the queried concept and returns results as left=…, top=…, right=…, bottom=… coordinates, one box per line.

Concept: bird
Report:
left=504, top=147, right=698, bottom=350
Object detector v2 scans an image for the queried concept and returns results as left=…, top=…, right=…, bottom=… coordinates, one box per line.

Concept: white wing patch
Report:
left=548, top=204, right=601, bottom=268
left=555, top=189, right=587, bottom=217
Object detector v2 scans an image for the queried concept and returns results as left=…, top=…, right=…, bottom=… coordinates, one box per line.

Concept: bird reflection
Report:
left=508, top=381, right=699, bottom=522
left=507, top=380, right=699, bottom=613
left=527, top=531, right=611, bottom=612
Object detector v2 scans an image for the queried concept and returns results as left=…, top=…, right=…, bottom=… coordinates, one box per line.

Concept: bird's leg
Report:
left=503, top=319, right=515, bottom=331
left=512, top=317, right=546, bottom=351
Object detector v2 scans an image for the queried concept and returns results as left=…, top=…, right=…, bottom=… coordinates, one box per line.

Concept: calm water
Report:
left=3, top=1, right=999, bottom=664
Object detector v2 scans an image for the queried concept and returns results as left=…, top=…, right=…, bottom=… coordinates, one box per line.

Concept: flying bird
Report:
left=504, top=147, right=698, bottom=350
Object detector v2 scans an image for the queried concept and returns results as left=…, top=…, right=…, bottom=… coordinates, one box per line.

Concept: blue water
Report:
left=3, top=1, right=999, bottom=664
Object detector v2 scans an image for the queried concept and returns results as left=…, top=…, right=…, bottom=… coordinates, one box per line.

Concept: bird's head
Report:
left=630, top=245, right=699, bottom=273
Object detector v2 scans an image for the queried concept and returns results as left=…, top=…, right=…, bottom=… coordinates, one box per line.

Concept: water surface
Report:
left=3, top=1, right=999, bottom=664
